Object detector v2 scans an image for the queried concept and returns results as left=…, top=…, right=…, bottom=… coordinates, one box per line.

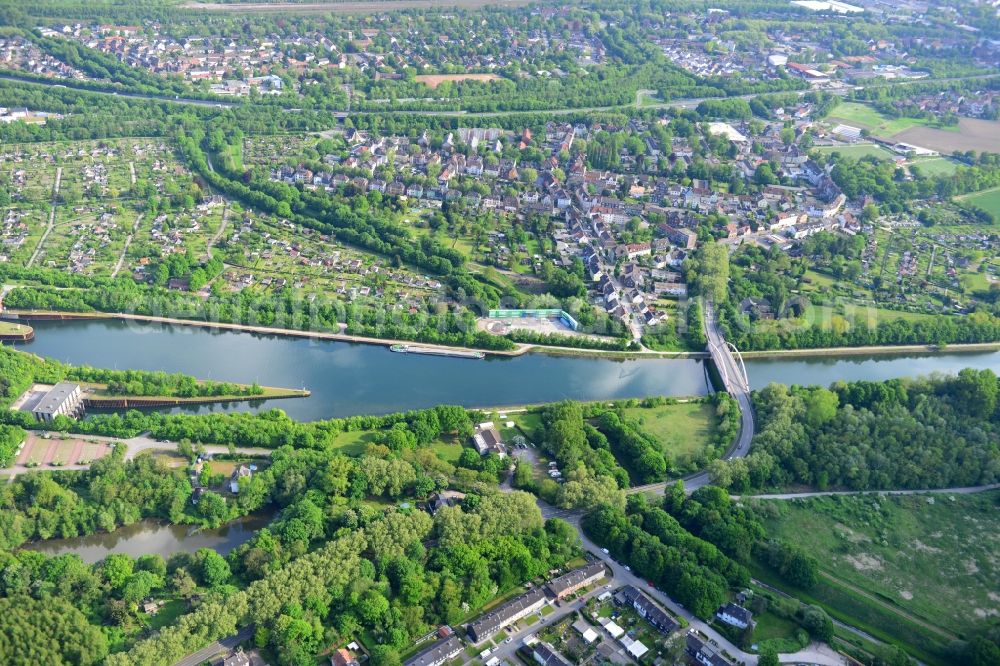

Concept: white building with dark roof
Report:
left=31, top=382, right=84, bottom=422
left=716, top=602, right=754, bottom=630
left=471, top=422, right=507, bottom=458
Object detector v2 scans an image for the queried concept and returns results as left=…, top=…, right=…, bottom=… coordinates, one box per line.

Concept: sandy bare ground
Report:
left=183, top=0, right=531, bottom=12
left=415, top=73, right=502, bottom=88
left=891, top=117, right=1000, bottom=155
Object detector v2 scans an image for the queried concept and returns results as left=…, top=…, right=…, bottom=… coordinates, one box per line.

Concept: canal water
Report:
left=23, top=511, right=274, bottom=564
left=14, top=318, right=713, bottom=420
left=13, top=318, right=1000, bottom=420
left=11, top=319, right=1000, bottom=559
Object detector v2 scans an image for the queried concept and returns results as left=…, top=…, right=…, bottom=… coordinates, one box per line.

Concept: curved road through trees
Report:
left=627, top=299, right=755, bottom=495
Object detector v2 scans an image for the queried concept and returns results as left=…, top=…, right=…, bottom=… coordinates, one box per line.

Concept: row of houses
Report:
left=465, top=562, right=607, bottom=645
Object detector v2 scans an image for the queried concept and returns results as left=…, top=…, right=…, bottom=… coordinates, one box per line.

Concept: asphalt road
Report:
left=625, top=301, right=755, bottom=496
left=546, top=509, right=846, bottom=666
left=466, top=578, right=614, bottom=666
left=172, top=625, right=254, bottom=666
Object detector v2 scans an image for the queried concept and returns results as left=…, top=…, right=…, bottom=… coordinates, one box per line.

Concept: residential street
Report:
left=554, top=509, right=847, bottom=666
left=171, top=626, right=255, bottom=666
left=462, top=582, right=613, bottom=666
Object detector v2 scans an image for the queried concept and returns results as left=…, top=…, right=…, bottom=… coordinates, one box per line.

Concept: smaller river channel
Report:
left=23, top=510, right=275, bottom=564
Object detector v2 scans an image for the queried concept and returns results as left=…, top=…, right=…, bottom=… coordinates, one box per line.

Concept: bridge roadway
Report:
left=624, top=300, right=755, bottom=497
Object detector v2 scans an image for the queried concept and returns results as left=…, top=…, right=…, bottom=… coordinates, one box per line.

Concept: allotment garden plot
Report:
left=0, top=207, right=48, bottom=266
left=215, top=210, right=444, bottom=303
left=32, top=205, right=136, bottom=277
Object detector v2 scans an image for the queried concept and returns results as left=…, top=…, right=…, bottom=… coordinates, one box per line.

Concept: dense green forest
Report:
left=582, top=484, right=829, bottom=635
left=0, top=463, right=578, bottom=666
left=709, top=371, right=1000, bottom=492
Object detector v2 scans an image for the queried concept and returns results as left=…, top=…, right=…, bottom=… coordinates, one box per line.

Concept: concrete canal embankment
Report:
left=84, top=388, right=310, bottom=409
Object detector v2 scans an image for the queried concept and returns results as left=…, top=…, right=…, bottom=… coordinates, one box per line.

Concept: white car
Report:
left=624, top=565, right=631, bottom=572
left=601, top=548, right=609, bottom=554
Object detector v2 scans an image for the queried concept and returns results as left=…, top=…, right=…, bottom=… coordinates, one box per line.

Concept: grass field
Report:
left=908, top=157, right=960, bottom=177
left=755, top=492, right=1000, bottom=643
left=328, top=429, right=379, bottom=456
left=751, top=612, right=806, bottom=653
left=0, top=321, right=32, bottom=335
left=428, top=438, right=464, bottom=463
left=814, top=144, right=896, bottom=160
left=957, top=186, right=1000, bottom=218
left=752, top=301, right=935, bottom=337
left=621, top=400, right=718, bottom=460
left=146, top=599, right=188, bottom=630
left=826, top=102, right=937, bottom=137
left=328, top=428, right=463, bottom=463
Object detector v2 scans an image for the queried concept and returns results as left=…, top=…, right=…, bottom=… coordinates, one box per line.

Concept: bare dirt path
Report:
left=205, top=204, right=229, bottom=262
left=26, top=166, right=61, bottom=268
left=111, top=213, right=144, bottom=278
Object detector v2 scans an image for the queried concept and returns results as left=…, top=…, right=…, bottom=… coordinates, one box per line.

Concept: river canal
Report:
left=13, top=318, right=1000, bottom=420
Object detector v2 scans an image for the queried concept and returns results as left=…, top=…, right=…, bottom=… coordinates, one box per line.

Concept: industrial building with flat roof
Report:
left=404, top=636, right=463, bottom=666
left=31, top=382, right=84, bottom=422
left=466, top=588, right=547, bottom=644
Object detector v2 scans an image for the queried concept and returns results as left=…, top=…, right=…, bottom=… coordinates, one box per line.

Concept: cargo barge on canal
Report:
left=389, top=344, right=486, bottom=360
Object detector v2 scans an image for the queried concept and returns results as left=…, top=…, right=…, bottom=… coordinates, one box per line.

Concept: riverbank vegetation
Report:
left=0, top=345, right=279, bottom=406
left=71, top=367, right=265, bottom=399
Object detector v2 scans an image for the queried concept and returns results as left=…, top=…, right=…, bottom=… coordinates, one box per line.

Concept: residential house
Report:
left=545, top=562, right=605, bottom=599
left=467, top=589, right=547, bottom=643
left=716, top=603, right=754, bottom=630
left=329, top=646, right=361, bottom=666
left=530, top=643, right=572, bottom=666
left=686, top=632, right=734, bottom=666
left=614, top=585, right=679, bottom=635
left=404, top=635, right=463, bottom=666
left=659, top=224, right=698, bottom=249
left=471, top=422, right=507, bottom=458
left=230, top=464, right=252, bottom=493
